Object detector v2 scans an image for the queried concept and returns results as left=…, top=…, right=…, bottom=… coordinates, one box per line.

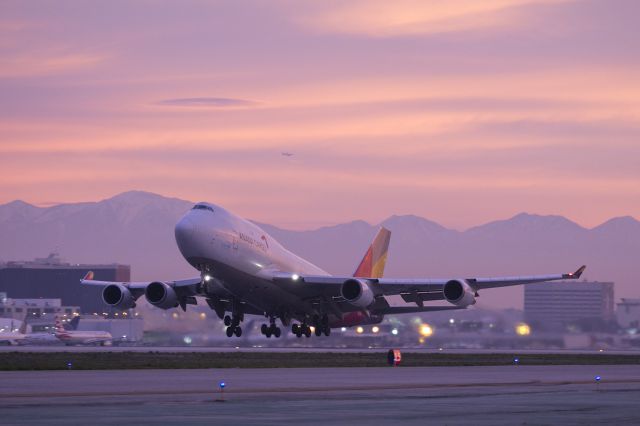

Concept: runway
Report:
left=2, top=344, right=639, bottom=355
left=2, top=365, right=640, bottom=425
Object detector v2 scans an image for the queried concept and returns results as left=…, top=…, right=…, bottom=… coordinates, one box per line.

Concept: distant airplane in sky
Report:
left=82, top=202, right=586, bottom=338
left=281, top=152, right=294, bottom=157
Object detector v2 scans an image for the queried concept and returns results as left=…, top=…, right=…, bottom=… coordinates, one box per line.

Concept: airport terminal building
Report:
left=0, top=253, right=130, bottom=314
left=524, top=280, right=615, bottom=331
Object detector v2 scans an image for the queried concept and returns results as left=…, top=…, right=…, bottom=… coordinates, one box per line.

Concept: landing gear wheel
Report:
left=224, top=316, right=231, bottom=327
left=324, top=327, right=331, bottom=337
left=274, top=327, right=281, bottom=338
left=261, top=324, right=268, bottom=334
left=292, top=324, right=299, bottom=334
left=304, top=327, right=311, bottom=338
left=225, top=327, right=234, bottom=337
left=234, top=326, right=242, bottom=337
left=314, top=327, right=322, bottom=337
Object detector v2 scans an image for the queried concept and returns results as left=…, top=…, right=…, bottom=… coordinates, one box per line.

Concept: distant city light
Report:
left=515, top=323, right=531, bottom=336
left=391, top=328, right=398, bottom=335
left=372, top=326, right=380, bottom=333
left=356, top=326, right=364, bottom=334
left=341, top=327, right=347, bottom=332
left=449, top=318, right=455, bottom=324
left=419, top=324, right=434, bottom=337
left=183, top=336, right=192, bottom=344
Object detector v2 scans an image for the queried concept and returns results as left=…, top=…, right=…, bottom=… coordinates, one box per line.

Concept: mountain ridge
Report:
left=0, top=191, right=637, bottom=309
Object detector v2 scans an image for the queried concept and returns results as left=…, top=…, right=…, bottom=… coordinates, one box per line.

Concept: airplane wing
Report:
left=80, top=272, right=263, bottom=315
left=80, top=273, right=201, bottom=289
left=272, top=265, right=587, bottom=304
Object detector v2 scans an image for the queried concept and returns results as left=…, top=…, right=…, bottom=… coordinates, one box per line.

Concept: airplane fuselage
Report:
left=174, top=203, right=377, bottom=327
left=55, top=330, right=112, bottom=345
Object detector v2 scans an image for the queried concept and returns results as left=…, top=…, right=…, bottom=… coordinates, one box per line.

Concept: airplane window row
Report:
left=192, top=204, right=214, bottom=212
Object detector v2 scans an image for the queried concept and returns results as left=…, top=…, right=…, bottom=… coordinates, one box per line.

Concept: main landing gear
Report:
left=223, top=313, right=243, bottom=337
left=292, top=315, right=331, bottom=338
left=260, top=317, right=282, bottom=338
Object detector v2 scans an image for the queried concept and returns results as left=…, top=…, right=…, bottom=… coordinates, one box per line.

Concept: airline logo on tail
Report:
left=353, top=227, right=391, bottom=278
left=54, top=317, right=66, bottom=334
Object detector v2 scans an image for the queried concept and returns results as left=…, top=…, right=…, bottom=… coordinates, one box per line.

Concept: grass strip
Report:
left=0, top=352, right=639, bottom=371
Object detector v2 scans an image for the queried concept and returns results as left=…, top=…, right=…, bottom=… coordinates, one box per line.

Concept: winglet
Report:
left=81, top=271, right=94, bottom=282
left=565, top=265, right=586, bottom=279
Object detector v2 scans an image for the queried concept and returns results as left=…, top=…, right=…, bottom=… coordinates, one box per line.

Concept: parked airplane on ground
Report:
left=82, top=202, right=586, bottom=338
left=0, top=320, right=56, bottom=345
left=0, top=320, right=28, bottom=345
left=54, top=318, right=112, bottom=346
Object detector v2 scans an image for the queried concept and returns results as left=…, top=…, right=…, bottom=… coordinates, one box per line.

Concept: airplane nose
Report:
left=175, top=216, right=195, bottom=246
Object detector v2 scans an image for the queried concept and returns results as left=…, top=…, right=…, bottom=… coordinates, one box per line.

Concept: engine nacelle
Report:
left=341, top=279, right=375, bottom=308
left=145, top=281, right=178, bottom=310
left=443, top=279, right=477, bottom=307
left=102, top=284, right=136, bottom=309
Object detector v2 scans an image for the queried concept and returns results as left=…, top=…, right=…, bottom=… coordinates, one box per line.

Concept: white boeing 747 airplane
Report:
left=82, top=202, right=586, bottom=338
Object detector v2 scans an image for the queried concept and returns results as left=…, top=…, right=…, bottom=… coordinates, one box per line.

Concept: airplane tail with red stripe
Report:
left=353, top=227, right=391, bottom=278
left=54, top=317, right=65, bottom=334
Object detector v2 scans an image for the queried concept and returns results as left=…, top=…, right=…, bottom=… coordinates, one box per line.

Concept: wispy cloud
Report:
left=0, top=50, right=108, bottom=78
left=291, top=0, right=573, bottom=37
left=156, top=97, right=258, bottom=108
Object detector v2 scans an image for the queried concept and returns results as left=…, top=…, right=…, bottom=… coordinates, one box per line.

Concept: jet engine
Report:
left=145, top=281, right=178, bottom=309
left=102, top=284, right=136, bottom=309
left=443, top=279, right=476, bottom=307
left=341, top=279, right=375, bottom=308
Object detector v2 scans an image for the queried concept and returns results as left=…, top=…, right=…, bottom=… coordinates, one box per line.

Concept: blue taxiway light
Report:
left=513, top=358, right=519, bottom=364
left=595, top=376, right=602, bottom=382
left=219, top=381, right=226, bottom=389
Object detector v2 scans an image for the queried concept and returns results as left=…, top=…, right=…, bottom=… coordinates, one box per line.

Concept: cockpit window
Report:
left=192, top=204, right=214, bottom=212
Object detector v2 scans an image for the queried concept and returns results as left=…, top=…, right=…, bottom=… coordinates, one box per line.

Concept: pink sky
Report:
left=1, top=0, right=639, bottom=230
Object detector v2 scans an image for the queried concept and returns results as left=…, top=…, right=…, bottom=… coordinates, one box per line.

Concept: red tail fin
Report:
left=54, top=317, right=65, bottom=333
left=353, top=227, right=391, bottom=278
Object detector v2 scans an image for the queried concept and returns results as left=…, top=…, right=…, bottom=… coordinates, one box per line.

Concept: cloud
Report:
left=0, top=51, right=107, bottom=78
left=156, top=97, right=258, bottom=108
left=291, top=0, right=573, bottom=37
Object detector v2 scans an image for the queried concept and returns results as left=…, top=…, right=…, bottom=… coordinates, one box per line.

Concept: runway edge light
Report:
left=216, top=381, right=226, bottom=402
